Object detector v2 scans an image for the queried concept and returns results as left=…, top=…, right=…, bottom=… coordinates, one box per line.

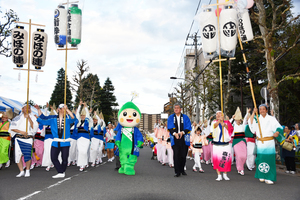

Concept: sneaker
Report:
left=200, top=160, right=205, bottom=163
left=265, top=180, right=274, bottom=185
left=5, top=160, right=10, bottom=168
left=238, top=170, right=245, bottom=176
left=16, top=171, right=25, bottom=177
left=193, top=168, right=197, bottom=172
left=79, top=166, right=84, bottom=171
left=36, top=164, right=41, bottom=167
left=285, top=170, right=290, bottom=174
left=111, top=156, right=115, bottom=161
left=46, top=166, right=51, bottom=171
left=216, top=175, right=222, bottom=181
left=290, top=171, right=295, bottom=174
left=184, top=166, right=186, bottom=171
left=96, top=160, right=100, bottom=165
left=30, top=164, right=35, bottom=170
left=223, top=173, right=230, bottom=180
left=199, top=169, right=204, bottom=173
left=50, top=165, right=54, bottom=168
left=206, top=161, right=210, bottom=165
left=25, top=170, right=30, bottom=177
left=72, top=161, right=76, bottom=166
left=52, top=173, right=65, bottom=178
left=67, top=162, right=71, bottom=167
left=259, top=179, right=265, bottom=182
left=91, top=163, right=95, bottom=167
left=85, top=164, right=89, bottom=168
left=161, top=163, right=166, bottom=166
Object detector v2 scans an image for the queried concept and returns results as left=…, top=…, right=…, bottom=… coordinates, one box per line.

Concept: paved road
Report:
left=0, top=147, right=299, bottom=200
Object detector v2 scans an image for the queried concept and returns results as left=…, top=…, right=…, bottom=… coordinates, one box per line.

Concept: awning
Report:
left=0, top=96, right=38, bottom=116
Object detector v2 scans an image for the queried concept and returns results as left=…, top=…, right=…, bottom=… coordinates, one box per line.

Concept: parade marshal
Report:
left=167, top=103, right=191, bottom=177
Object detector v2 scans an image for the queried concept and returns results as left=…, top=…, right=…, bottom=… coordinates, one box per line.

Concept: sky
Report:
left=0, top=0, right=299, bottom=114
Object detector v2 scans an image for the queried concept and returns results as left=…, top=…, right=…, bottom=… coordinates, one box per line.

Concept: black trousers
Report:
left=285, top=157, right=296, bottom=171
left=172, top=137, right=188, bottom=174
left=115, top=156, right=121, bottom=168
left=51, top=145, right=70, bottom=173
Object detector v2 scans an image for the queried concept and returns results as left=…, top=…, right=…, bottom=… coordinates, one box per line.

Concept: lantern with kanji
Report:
left=67, top=4, right=82, bottom=47
left=238, top=10, right=253, bottom=43
left=54, top=5, right=67, bottom=47
left=199, top=7, right=217, bottom=57
left=12, top=26, right=28, bottom=67
left=31, top=29, right=48, bottom=69
left=220, top=5, right=237, bottom=53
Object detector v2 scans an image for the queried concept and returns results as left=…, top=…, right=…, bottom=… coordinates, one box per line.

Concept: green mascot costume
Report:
left=115, top=101, right=144, bottom=175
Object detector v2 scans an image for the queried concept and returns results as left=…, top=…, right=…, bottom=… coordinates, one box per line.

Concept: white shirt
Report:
left=176, top=114, right=181, bottom=133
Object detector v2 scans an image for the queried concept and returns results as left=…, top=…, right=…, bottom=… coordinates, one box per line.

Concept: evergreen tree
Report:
left=99, top=77, right=118, bottom=122
left=49, top=68, right=73, bottom=109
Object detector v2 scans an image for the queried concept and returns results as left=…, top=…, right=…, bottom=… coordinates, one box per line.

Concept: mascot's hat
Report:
left=118, top=101, right=141, bottom=118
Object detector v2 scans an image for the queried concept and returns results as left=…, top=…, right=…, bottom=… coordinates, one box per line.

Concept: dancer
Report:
left=37, top=104, right=76, bottom=178
left=9, top=104, right=38, bottom=177
left=190, top=125, right=208, bottom=173
left=248, top=104, right=284, bottom=184
left=211, top=111, right=233, bottom=181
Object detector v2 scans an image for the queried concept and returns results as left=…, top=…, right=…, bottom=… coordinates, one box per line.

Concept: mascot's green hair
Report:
left=118, top=101, right=141, bottom=118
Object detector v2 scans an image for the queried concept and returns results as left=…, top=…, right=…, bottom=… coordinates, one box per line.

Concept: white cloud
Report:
left=0, top=0, right=200, bottom=114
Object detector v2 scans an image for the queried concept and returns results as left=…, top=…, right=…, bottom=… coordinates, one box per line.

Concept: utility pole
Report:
left=186, top=32, right=201, bottom=122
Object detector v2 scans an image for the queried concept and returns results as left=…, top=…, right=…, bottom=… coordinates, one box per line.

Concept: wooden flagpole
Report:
left=237, top=33, right=264, bottom=142
left=14, top=19, right=45, bottom=134
left=59, top=0, right=79, bottom=141
left=215, top=0, right=226, bottom=142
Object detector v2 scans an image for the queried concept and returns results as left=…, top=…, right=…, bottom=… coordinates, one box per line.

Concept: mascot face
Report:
left=118, top=108, right=140, bottom=127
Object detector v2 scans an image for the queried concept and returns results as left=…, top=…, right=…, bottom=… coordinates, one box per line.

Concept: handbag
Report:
left=282, top=141, right=293, bottom=151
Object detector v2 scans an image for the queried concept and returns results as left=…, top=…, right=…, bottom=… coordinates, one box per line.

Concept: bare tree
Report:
left=72, top=59, right=90, bottom=105
left=0, top=8, right=19, bottom=57
left=252, top=0, right=300, bottom=119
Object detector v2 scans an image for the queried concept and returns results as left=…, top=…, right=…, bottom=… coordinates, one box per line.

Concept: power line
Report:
left=169, top=0, right=213, bottom=94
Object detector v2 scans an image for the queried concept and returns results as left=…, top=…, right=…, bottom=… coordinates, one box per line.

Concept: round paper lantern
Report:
left=12, top=26, right=28, bottom=67
left=68, top=4, right=82, bottom=47
left=31, top=29, right=48, bottom=68
left=238, top=10, right=253, bottom=42
left=215, top=7, right=222, bottom=16
left=200, top=8, right=217, bottom=54
left=220, top=5, right=237, bottom=51
left=54, top=5, right=67, bottom=47
left=237, top=0, right=248, bottom=10
left=246, top=0, right=254, bottom=9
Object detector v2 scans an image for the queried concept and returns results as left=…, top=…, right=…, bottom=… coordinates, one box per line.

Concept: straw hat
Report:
left=234, top=107, right=242, bottom=120
left=3, top=109, right=13, bottom=119
left=99, top=112, right=104, bottom=120
left=80, top=107, right=87, bottom=116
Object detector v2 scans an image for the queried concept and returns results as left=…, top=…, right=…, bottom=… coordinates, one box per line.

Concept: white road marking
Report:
left=17, top=191, right=41, bottom=200
left=16, top=161, right=107, bottom=200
